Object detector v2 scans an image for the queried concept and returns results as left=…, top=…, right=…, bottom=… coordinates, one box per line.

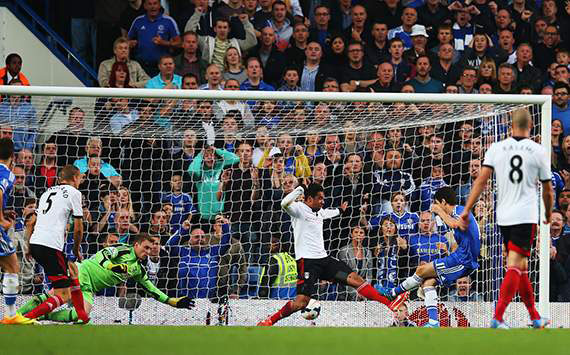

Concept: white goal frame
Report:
left=0, top=85, right=553, bottom=319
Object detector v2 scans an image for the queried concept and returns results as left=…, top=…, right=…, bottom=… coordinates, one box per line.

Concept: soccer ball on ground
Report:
left=300, top=299, right=321, bottom=320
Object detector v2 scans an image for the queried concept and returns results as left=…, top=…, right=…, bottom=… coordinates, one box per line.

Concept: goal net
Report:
left=0, top=86, right=555, bottom=327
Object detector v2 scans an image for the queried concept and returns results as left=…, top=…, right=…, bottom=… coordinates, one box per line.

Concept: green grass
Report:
left=1, top=326, right=568, bottom=355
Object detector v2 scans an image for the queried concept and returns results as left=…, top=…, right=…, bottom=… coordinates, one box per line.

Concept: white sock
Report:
left=2, top=273, right=19, bottom=317
left=398, top=273, right=423, bottom=293
left=424, top=286, right=439, bottom=323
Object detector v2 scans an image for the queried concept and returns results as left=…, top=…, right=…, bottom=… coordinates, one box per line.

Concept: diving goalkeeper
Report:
left=18, top=233, right=194, bottom=323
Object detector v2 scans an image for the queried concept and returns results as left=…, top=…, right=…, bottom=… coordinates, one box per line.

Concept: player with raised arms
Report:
left=0, top=138, right=30, bottom=324
left=17, top=233, right=195, bottom=323
left=257, top=183, right=407, bottom=326
left=459, top=109, right=553, bottom=329
left=378, top=186, right=481, bottom=327
left=18, top=165, right=90, bottom=324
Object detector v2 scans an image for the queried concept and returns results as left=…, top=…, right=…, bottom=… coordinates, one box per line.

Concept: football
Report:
left=300, top=299, right=321, bottom=320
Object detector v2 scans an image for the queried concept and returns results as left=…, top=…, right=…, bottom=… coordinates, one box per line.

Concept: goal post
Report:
left=0, top=85, right=553, bottom=326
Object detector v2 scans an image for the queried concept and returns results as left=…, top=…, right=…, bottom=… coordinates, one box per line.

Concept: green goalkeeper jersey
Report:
left=77, top=244, right=169, bottom=303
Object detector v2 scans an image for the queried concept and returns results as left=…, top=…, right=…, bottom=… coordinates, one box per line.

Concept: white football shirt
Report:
left=283, top=190, right=339, bottom=260
left=483, top=137, right=551, bottom=226
left=30, top=184, right=83, bottom=251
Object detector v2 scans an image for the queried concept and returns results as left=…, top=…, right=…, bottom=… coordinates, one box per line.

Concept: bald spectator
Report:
left=0, top=53, right=30, bottom=86
left=127, top=0, right=181, bottom=76
left=369, top=62, right=400, bottom=92
left=199, top=64, right=224, bottom=90
left=186, top=8, right=256, bottom=67
left=430, top=43, right=462, bottom=84
left=74, top=137, right=122, bottom=186
left=98, top=37, right=150, bottom=88
left=248, top=27, right=288, bottom=88
left=498, top=29, right=517, bottom=64
left=343, top=5, right=372, bottom=46
left=388, top=7, right=418, bottom=50
left=407, top=55, right=444, bottom=93
left=174, top=31, right=208, bottom=82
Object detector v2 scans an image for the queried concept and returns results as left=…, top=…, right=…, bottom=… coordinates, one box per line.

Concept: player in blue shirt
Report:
left=379, top=187, right=480, bottom=327
left=0, top=139, right=31, bottom=324
left=369, top=192, right=419, bottom=238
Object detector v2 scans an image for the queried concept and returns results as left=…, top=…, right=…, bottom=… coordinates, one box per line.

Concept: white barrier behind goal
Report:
left=0, top=86, right=552, bottom=327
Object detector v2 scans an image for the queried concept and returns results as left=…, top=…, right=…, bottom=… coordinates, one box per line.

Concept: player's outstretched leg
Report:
left=0, top=254, right=35, bottom=325
left=380, top=263, right=436, bottom=301
left=257, top=295, right=309, bottom=326
left=346, top=272, right=407, bottom=311
left=17, top=293, right=49, bottom=315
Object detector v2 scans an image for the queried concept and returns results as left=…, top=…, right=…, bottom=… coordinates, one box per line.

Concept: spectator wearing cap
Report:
left=407, top=55, right=444, bottom=93
left=98, top=37, right=150, bottom=88
left=403, top=24, right=429, bottom=65
left=127, top=0, right=181, bottom=76
left=186, top=8, right=257, bottom=68
left=387, top=7, right=418, bottom=50
left=145, top=55, right=183, bottom=89
left=0, top=53, right=30, bottom=86
left=247, top=26, right=288, bottom=88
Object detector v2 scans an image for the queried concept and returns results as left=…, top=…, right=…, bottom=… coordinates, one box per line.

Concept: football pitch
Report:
left=1, top=326, right=568, bottom=355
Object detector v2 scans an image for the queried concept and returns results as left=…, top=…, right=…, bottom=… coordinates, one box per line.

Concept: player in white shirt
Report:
left=258, top=183, right=408, bottom=326
left=459, top=109, right=554, bottom=329
left=22, top=165, right=90, bottom=323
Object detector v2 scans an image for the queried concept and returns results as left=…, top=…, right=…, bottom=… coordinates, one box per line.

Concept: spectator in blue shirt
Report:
left=553, top=82, right=570, bottom=136
left=145, top=55, right=183, bottom=89
left=162, top=173, right=196, bottom=234
left=0, top=79, right=37, bottom=152
left=408, top=211, right=450, bottom=266
left=128, top=0, right=181, bottom=76
left=73, top=137, right=121, bottom=186
left=240, top=57, right=275, bottom=107
left=414, top=164, right=448, bottom=212
left=167, top=218, right=233, bottom=299
left=370, top=192, right=419, bottom=239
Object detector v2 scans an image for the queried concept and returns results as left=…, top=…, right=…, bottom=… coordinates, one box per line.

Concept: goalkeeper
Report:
left=18, top=234, right=194, bottom=323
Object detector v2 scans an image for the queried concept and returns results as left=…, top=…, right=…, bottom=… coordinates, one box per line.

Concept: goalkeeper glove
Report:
left=106, top=263, right=129, bottom=274
left=168, top=297, right=196, bottom=309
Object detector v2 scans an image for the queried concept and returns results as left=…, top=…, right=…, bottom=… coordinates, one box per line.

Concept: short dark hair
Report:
left=0, top=138, right=14, bottom=160
left=434, top=187, right=457, bottom=206
left=5, top=53, right=22, bottom=66
left=183, top=73, right=198, bottom=82
left=59, top=165, right=80, bottom=182
left=133, top=233, right=154, bottom=245
left=305, top=183, right=324, bottom=199
left=554, top=81, right=570, bottom=93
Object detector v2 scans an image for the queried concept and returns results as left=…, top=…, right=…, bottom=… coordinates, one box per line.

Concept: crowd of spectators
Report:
left=1, top=0, right=570, bottom=304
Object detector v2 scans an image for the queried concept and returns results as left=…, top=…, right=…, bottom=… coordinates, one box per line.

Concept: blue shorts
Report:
left=433, top=254, right=473, bottom=288
left=0, top=229, right=15, bottom=257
